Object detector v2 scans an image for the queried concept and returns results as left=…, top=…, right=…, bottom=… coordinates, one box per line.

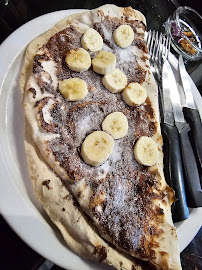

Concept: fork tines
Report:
left=146, top=30, right=171, bottom=80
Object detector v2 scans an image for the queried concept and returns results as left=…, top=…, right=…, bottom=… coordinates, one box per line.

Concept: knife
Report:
left=161, top=59, right=189, bottom=221
left=163, top=59, right=202, bottom=207
left=179, top=55, right=202, bottom=168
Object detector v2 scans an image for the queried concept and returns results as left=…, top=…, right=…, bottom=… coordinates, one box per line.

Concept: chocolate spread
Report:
left=32, top=14, right=165, bottom=261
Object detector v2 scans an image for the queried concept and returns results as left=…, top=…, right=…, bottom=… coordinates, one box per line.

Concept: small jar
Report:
left=164, top=6, right=202, bottom=61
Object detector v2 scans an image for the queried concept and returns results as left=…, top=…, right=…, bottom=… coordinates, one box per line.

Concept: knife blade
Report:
left=163, top=59, right=202, bottom=207
left=179, top=55, right=202, bottom=168
left=161, top=60, right=189, bottom=221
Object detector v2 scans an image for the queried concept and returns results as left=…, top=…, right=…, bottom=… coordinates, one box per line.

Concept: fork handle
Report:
left=161, top=123, right=189, bottom=221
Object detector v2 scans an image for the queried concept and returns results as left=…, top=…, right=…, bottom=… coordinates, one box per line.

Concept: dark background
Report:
left=0, top=0, right=202, bottom=269
left=1, top=0, right=202, bottom=89
left=0, top=0, right=202, bottom=44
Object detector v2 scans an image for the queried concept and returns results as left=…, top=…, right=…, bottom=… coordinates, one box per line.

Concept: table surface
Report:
left=0, top=214, right=201, bottom=270
left=0, top=0, right=201, bottom=269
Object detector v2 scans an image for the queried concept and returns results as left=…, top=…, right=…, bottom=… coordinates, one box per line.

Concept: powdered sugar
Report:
left=26, top=13, right=165, bottom=260
left=100, top=23, right=113, bottom=43
left=75, top=115, right=92, bottom=137
left=109, top=140, right=122, bottom=163
left=33, top=20, right=153, bottom=187
left=116, top=45, right=136, bottom=65
left=97, top=160, right=110, bottom=178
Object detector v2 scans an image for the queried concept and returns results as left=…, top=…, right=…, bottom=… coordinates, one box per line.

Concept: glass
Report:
left=164, top=6, right=202, bottom=61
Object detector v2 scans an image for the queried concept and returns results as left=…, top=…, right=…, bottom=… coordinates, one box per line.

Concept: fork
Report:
left=146, top=30, right=171, bottom=115
left=146, top=31, right=191, bottom=220
left=146, top=30, right=171, bottom=81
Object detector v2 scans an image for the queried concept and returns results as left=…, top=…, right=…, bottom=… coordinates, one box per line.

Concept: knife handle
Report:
left=176, top=122, right=202, bottom=207
left=161, top=123, right=189, bottom=222
left=183, top=107, right=202, bottom=168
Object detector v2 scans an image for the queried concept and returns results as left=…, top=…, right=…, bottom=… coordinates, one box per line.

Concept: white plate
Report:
left=0, top=9, right=201, bottom=270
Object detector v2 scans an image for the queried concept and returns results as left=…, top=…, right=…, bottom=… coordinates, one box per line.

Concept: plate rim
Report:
left=0, top=8, right=202, bottom=270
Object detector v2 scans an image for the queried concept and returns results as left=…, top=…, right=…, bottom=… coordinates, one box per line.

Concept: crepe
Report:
left=20, top=4, right=181, bottom=270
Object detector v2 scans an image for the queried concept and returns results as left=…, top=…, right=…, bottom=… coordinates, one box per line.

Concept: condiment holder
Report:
left=164, top=6, right=202, bottom=61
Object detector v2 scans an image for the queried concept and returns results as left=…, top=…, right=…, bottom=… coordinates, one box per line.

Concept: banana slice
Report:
left=122, top=82, right=147, bottom=106
left=92, top=51, right=116, bottom=75
left=59, top=78, right=88, bottom=101
left=102, top=112, right=128, bottom=139
left=81, top=28, right=103, bottom=52
left=113, top=25, right=134, bottom=48
left=65, top=48, right=91, bottom=72
left=134, top=136, right=158, bottom=166
left=81, top=131, right=114, bottom=166
left=102, top=69, right=128, bottom=93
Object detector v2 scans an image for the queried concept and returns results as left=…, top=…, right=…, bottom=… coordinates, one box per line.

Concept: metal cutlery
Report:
left=147, top=30, right=202, bottom=208
left=147, top=30, right=189, bottom=221
left=161, top=59, right=190, bottom=219
left=179, top=55, right=202, bottom=168
left=163, top=58, right=202, bottom=207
